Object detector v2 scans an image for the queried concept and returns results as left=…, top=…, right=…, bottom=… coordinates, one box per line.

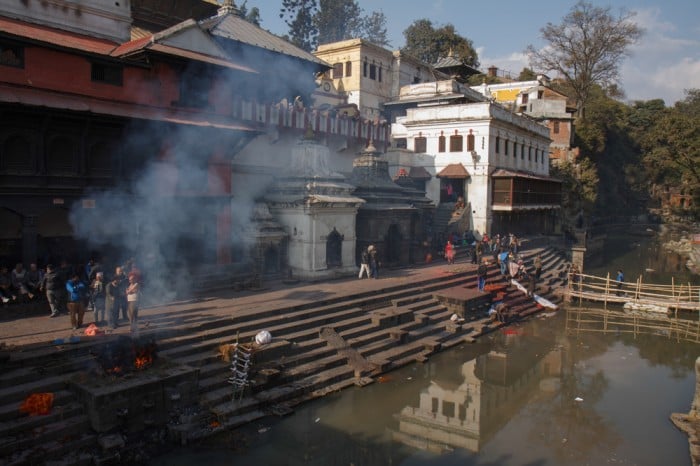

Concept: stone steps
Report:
left=0, top=245, right=568, bottom=463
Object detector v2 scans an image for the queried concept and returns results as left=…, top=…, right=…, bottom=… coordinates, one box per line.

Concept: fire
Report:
left=134, top=349, right=154, bottom=370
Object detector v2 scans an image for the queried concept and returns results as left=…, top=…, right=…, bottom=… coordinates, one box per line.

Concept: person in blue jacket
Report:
left=66, top=274, right=88, bottom=330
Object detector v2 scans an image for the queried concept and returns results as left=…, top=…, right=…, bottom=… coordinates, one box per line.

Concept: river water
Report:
left=153, top=234, right=699, bottom=466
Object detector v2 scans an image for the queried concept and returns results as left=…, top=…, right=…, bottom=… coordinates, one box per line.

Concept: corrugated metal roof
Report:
left=202, top=13, right=329, bottom=68
left=436, top=163, right=470, bottom=179
left=0, top=15, right=118, bottom=55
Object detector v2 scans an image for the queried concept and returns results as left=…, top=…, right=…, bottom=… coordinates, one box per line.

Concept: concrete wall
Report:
left=0, top=0, right=132, bottom=43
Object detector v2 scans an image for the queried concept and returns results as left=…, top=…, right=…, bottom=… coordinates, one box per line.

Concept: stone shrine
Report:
left=265, top=136, right=364, bottom=280
left=349, top=142, right=435, bottom=267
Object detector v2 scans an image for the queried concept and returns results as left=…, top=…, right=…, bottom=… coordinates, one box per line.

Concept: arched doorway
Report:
left=263, top=244, right=280, bottom=274
left=326, top=228, right=342, bottom=268
left=385, top=224, right=402, bottom=265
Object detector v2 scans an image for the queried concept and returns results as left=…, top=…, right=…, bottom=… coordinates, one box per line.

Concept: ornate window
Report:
left=2, top=134, right=33, bottom=173
left=0, top=41, right=23, bottom=68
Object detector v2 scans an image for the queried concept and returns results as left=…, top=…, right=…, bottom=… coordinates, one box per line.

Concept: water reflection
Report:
left=392, top=328, right=564, bottom=454
left=153, top=313, right=695, bottom=466
left=153, top=226, right=699, bottom=465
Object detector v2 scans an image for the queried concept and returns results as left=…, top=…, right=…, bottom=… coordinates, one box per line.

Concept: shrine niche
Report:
left=326, top=228, right=343, bottom=268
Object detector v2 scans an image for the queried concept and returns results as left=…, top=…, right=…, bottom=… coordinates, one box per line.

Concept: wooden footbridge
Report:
left=566, top=271, right=700, bottom=313
left=565, top=271, right=700, bottom=341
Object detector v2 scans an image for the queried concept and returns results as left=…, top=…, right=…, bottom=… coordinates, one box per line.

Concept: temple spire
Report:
left=218, top=0, right=241, bottom=16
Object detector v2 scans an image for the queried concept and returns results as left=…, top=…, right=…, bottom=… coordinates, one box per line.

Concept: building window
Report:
left=47, top=136, right=76, bottom=174
left=438, top=134, right=446, bottom=152
left=2, top=134, right=33, bottom=173
left=513, top=142, right=517, bottom=158
left=363, top=60, right=368, bottom=77
left=414, top=136, right=427, bottom=153
left=332, top=63, right=343, bottom=78
left=378, top=66, right=382, bottom=82
left=521, top=144, right=525, bottom=159
left=178, top=70, right=211, bottom=108
left=0, top=41, right=24, bottom=68
left=467, top=132, right=475, bottom=152
left=345, top=61, right=352, bottom=77
left=495, top=136, right=500, bottom=154
left=450, top=134, right=463, bottom=152
left=413, top=76, right=420, bottom=84
left=535, top=149, right=539, bottom=163
left=504, top=139, right=509, bottom=156
left=528, top=146, right=532, bottom=161
left=522, top=93, right=529, bottom=104
left=369, top=63, right=377, bottom=80
left=553, top=121, right=560, bottom=134
left=91, top=62, right=123, bottom=86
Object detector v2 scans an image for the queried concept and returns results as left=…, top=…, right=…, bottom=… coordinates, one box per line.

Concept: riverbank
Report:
left=0, top=243, right=569, bottom=465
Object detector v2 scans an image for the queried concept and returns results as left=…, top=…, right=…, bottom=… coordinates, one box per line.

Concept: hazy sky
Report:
left=244, top=0, right=700, bottom=106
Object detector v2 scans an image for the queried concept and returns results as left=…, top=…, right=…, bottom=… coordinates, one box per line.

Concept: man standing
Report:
left=477, top=259, right=488, bottom=292
left=113, top=266, right=128, bottom=321
left=616, top=269, right=624, bottom=296
left=65, top=274, right=87, bottom=330
left=358, top=247, right=370, bottom=279
left=534, top=255, right=543, bottom=281
left=41, top=264, right=64, bottom=318
left=369, top=245, right=379, bottom=279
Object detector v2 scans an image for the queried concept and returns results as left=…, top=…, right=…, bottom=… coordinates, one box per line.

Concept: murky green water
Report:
left=153, top=233, right=699, bottom=465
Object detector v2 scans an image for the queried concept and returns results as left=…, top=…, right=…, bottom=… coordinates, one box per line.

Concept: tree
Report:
left=526, top=1, right=642, bottom=119
left=239, top=1, right=261, bottom=26
left=402, top=19, right=479, bottom=67
left=638, top=90, right=700, bottom=217
left=280, top=0, right=318, bottom=52
left=315, top=0, right=362, bottom=45
left=359, top=10, right=390, bottom=47
left=517, top=67, right=538, bottom=81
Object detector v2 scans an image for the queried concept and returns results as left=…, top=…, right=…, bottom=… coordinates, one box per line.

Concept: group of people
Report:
left=358, top=245, right=380, bottom=279
left=2, top=258, right=143, bottom=333
left=0, top=263, right=43, bottom=304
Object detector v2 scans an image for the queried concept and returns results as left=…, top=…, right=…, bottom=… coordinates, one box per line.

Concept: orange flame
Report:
left=134, top=354, right=153, bottom=370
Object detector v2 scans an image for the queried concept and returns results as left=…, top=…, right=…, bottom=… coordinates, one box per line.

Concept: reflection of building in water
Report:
left=392, top=335, right=563, bottom=453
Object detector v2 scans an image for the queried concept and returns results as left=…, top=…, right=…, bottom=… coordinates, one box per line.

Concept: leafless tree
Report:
left=526, top=1, right=642, bottom=119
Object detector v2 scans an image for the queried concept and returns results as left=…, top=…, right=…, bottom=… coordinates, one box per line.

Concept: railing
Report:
left=231, top=100, right=390, bottom=143
left=567, top=271, right=700, bottom=312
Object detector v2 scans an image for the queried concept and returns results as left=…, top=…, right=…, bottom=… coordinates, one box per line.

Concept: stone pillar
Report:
left=571, top=246, right=586, bottom=273
left=690, top=356, right=700, bottom=420
left=22, top=215, right=38, bottom=265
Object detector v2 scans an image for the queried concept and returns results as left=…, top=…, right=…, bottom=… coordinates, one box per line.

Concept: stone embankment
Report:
left=0, top=244, right=569, bottom=465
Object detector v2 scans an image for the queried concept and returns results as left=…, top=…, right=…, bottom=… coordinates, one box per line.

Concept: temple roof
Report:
left=436, top=163, right=470, bottom=179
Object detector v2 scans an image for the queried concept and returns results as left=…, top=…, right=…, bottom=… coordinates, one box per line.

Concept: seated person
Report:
left=488, top=302, right=510, bottom=323
left=11, top=263, right=33, bottom=301
left=0, top=266, right=16, bottom=303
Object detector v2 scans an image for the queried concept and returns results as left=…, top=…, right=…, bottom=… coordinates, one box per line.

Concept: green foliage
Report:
left=315, top=0, right=362, bottom=45
left=402, top=19, right=479, bottom=66
left=526, top=1, right=642, bottom=118
left=360, top=11, right=390, bottom=47
left=239, top=1, right=262, bottom=26
left=635, top=90, right=700, bottom=218
left=517, top=67, right=537, bottom=81
left=280, top=0, right=389, bottom=51
left=551, top=159, right=599, bottom=224
left=280, top=0, right=318, bottom=52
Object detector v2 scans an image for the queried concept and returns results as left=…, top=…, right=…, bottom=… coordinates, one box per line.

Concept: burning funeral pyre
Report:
left=91, top=335, right=158, bottom=376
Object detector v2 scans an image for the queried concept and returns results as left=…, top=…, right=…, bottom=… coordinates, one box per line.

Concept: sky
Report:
left=244, top=0, right=700, bottom=106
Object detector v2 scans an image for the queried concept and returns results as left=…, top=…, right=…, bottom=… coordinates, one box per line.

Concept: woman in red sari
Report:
left=445, top=240, right=455, bottom=265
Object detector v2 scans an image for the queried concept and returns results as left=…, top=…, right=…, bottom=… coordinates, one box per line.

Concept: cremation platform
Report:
left=434, top=286, right=493, bottom=319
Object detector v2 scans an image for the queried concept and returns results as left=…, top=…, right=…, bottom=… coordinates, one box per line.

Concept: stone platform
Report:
left=433, top=286, right=493, bottom=319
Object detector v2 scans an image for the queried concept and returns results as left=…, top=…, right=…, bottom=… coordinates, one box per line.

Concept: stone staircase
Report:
left=0, top=246, right=570, bottom=465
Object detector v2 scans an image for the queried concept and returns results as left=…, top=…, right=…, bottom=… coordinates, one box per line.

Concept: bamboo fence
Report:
left=566, top=271, right=700, bottom=313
